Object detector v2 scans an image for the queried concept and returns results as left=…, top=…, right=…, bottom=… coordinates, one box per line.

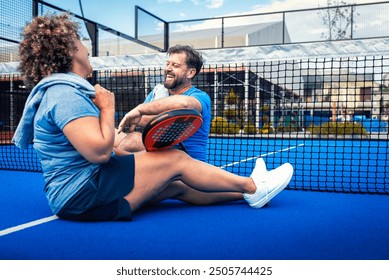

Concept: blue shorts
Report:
left=57, top=155, right=135, bottom=221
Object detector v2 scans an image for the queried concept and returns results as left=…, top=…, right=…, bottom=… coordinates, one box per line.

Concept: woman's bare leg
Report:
left=124, top=149, right=255, bottom=212
left=149, top=180, right=243, bottom=206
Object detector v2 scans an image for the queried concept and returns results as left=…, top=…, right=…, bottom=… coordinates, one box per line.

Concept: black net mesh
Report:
left=1, top=58, right=388, bottom=194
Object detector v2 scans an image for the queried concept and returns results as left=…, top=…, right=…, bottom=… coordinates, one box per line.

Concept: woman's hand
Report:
left=92, top=84, right=115, bottom=112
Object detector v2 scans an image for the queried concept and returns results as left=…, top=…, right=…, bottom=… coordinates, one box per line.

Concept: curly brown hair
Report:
left=18, top=13, right=80, bottom=88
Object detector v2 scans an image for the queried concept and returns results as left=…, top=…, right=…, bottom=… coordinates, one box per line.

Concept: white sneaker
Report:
left=251, top=157, right=267, bottom=177
left=249, top=158, right=269, bottom=206
left=243, top=162, right=293, bottom=208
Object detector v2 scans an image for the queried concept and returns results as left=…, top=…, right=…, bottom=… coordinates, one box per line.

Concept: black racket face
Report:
left=143, top=109, right=202, bottom=151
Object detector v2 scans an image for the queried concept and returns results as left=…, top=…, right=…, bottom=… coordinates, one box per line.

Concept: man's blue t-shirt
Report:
left=33, top=84, right=101, bottom=214
left=145, top=86, right=211, bottom=161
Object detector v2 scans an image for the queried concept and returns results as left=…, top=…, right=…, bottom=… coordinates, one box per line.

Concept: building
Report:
left=303, top=70, right=381, bottom=120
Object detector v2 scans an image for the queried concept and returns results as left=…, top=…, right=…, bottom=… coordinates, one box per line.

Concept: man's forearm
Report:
left=138, top=95, right=202, bottom=116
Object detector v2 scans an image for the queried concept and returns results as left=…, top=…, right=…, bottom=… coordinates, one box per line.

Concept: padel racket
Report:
left=142, top=109, right=202, bottom=152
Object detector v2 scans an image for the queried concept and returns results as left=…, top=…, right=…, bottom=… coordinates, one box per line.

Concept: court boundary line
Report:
left=219, top=143, right=305, bottom=169
left=0, top=215, right=58, bottom=237
left=0, top=143, right=304, bottom=237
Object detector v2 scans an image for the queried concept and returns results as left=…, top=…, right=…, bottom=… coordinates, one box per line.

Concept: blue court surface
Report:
left=0, top=138, right=389, bottom=260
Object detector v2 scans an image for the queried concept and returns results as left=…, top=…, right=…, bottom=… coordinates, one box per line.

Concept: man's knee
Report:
left=114, top=130, right=127, bottom=148
left=118, top=132, right=145, bottom=152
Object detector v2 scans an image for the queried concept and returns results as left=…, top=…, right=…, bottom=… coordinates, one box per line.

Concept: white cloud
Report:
left=206, top=0, right=224, bottom=9
left=190, top=0, right=224, bottom=9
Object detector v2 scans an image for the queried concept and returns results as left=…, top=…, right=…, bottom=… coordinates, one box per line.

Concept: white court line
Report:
left=219, top=143, right=305, bottom=169
left=0, top=143, right=304, bottom=237
left=0, top=215, right=58, bottom=237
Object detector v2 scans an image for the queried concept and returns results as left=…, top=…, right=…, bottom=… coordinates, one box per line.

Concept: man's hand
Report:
left=117, top=106, right=142, bottom=134
left=117, top=95, right=202, bottom=134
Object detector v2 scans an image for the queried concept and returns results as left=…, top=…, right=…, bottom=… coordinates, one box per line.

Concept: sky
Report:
left=43, top=0, right=389, bottom=38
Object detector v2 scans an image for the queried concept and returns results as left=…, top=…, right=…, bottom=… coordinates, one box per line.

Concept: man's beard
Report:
left=164, top=74, right=184, bottom=90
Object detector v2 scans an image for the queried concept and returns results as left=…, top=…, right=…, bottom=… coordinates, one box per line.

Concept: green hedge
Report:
left=307, top=121, right=368, bottom=135
left=210, top=117, right=240, bottom=134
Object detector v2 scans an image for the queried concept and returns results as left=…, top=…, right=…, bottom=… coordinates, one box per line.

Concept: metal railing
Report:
left=135, top=1, right=389, bottom=51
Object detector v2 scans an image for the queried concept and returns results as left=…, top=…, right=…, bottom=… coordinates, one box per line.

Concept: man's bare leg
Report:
left=115, top=130, right=145, bottom=152
left=114, top=129, right=127, bottom=147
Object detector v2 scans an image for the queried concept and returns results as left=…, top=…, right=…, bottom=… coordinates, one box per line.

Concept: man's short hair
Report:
left=167, top=45, right=204, bottom=78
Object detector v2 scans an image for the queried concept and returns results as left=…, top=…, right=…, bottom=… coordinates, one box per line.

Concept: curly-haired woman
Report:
left=13, top=13, right=293, bottom=221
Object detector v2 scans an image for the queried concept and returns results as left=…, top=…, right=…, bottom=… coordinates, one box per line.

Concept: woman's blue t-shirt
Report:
left=33, top=84, right=101, bottom=214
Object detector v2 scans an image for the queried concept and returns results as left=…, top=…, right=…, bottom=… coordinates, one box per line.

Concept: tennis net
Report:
left=1, top=42, right=389, bottom=194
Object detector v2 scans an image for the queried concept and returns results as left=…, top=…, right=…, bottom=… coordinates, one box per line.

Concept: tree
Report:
left=318, top=0, right=358, bottom=40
